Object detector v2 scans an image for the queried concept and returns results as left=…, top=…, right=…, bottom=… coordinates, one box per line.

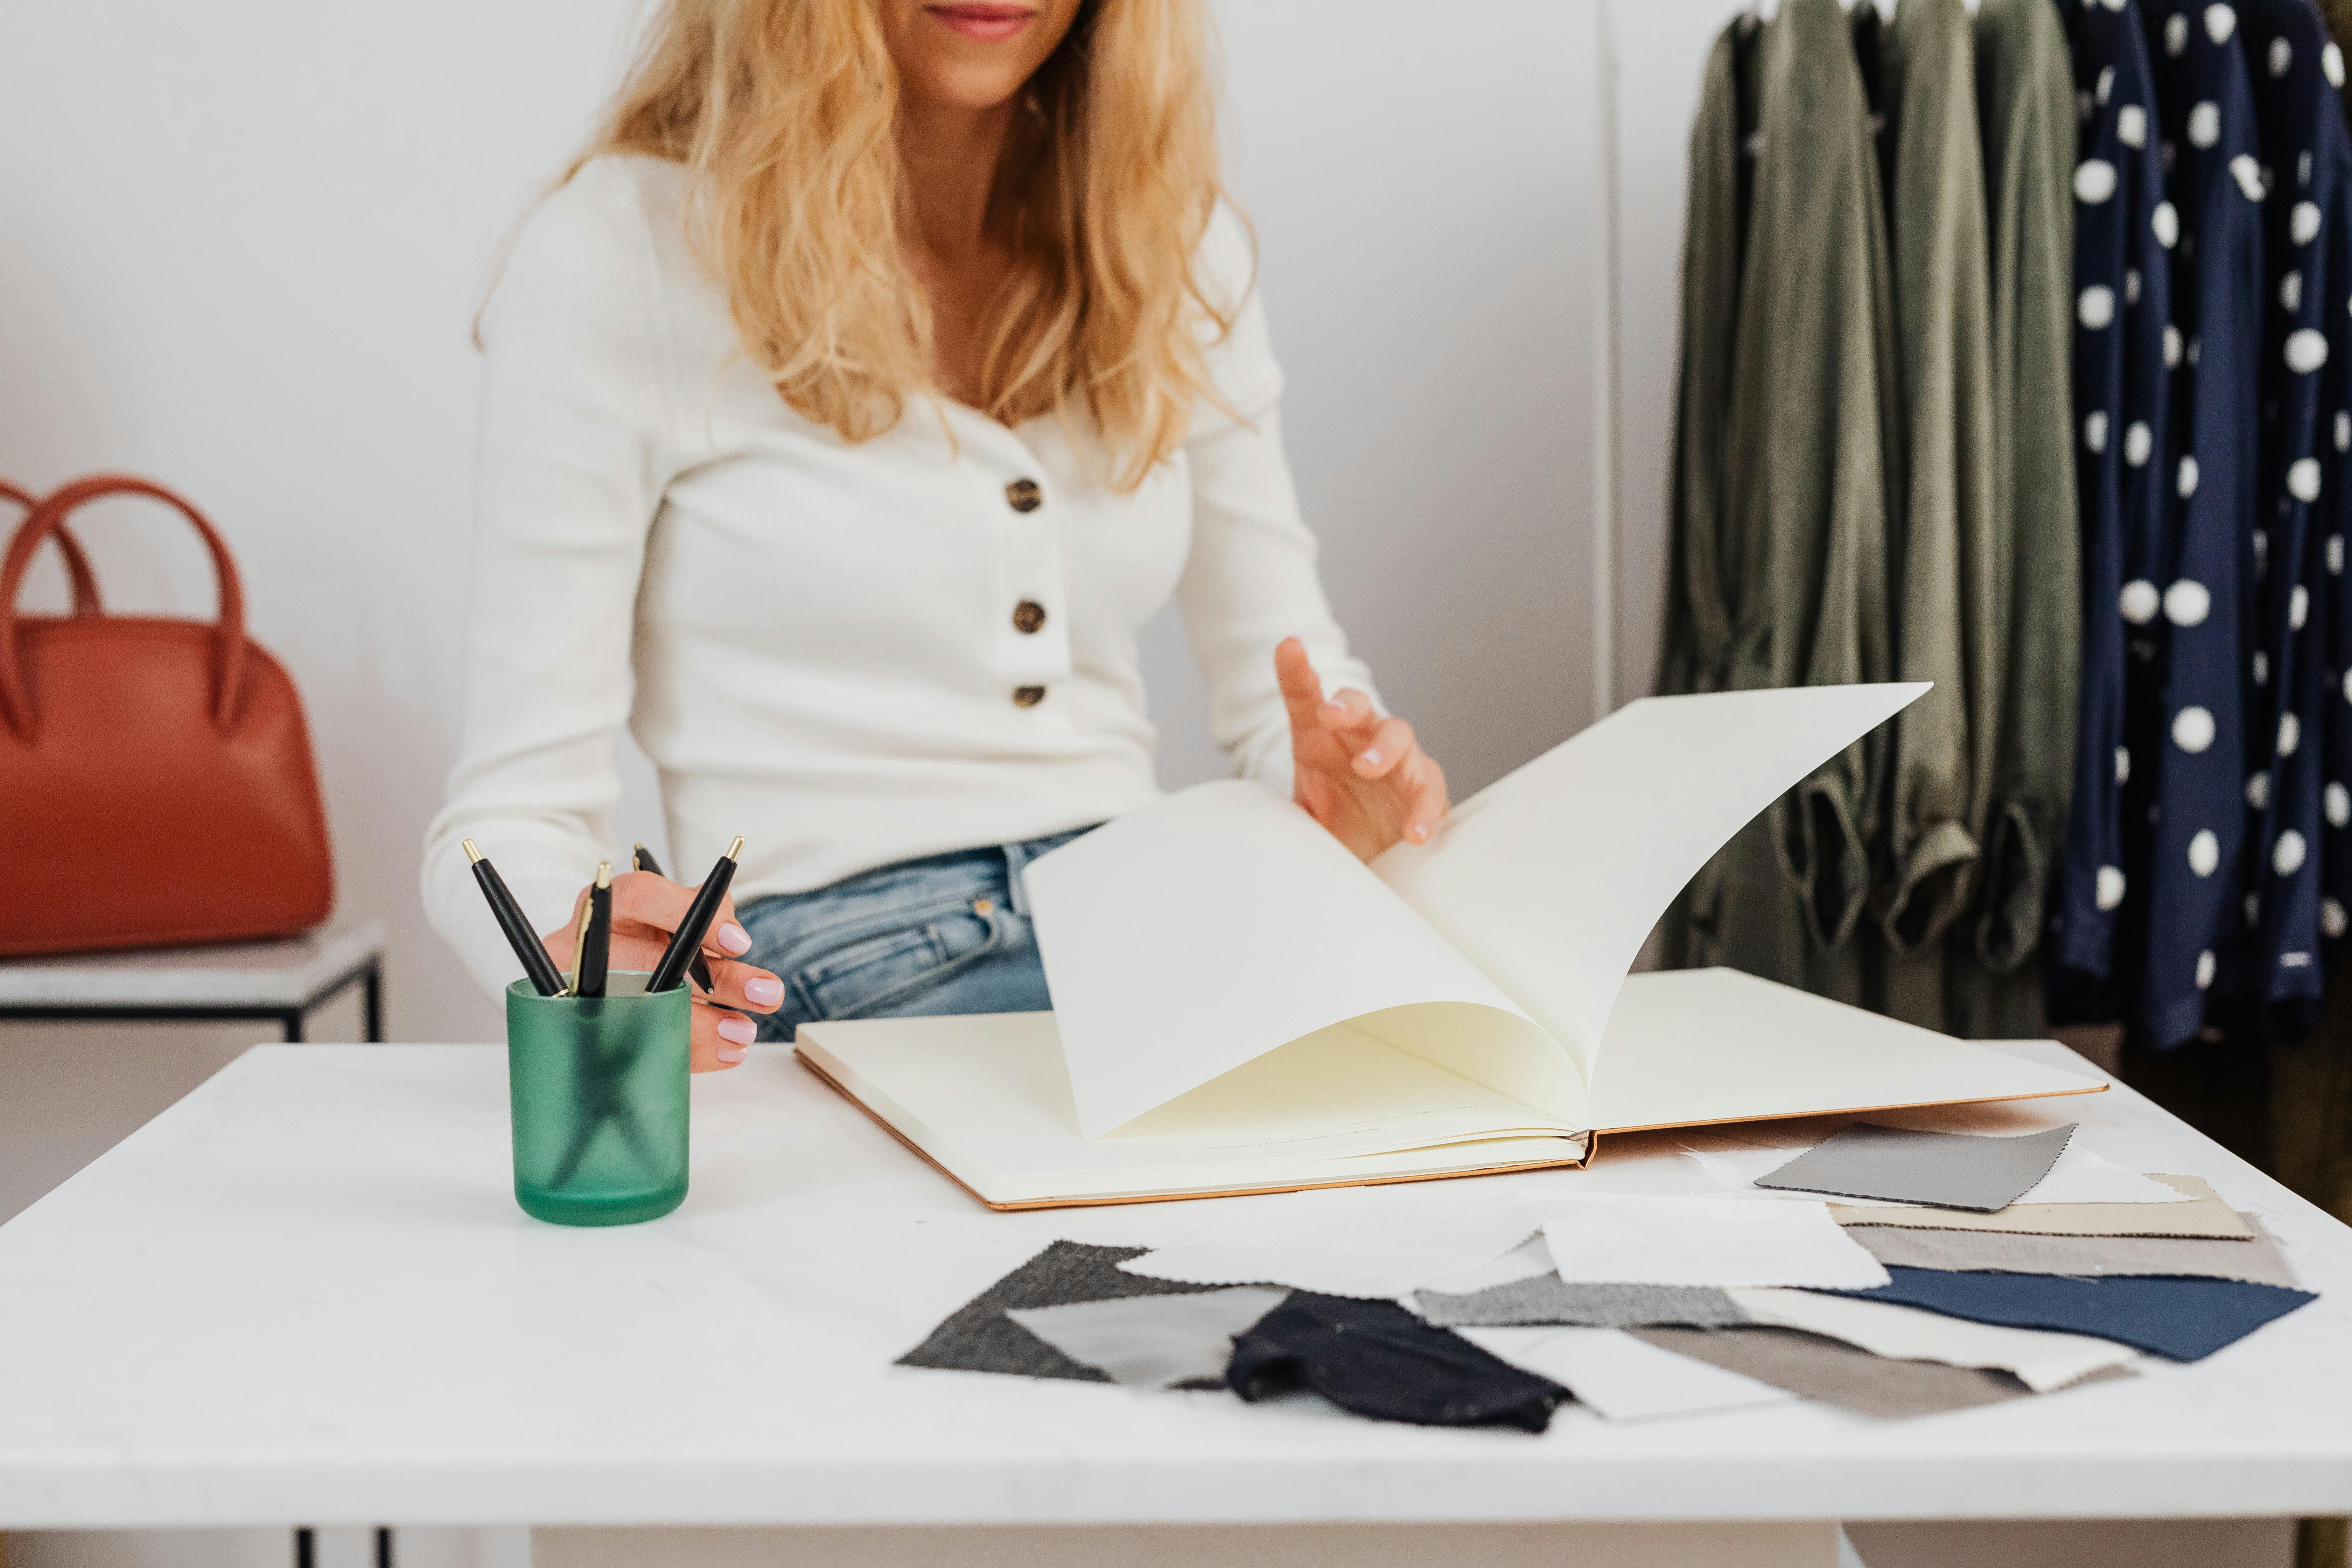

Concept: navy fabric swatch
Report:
left=1226, top=1292, right=1570, bottom=1433
left=1820, top=1265, right=2316, bottom=1360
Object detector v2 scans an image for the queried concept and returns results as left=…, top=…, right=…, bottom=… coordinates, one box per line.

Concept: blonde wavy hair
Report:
left=579, top=0, right=1238, bottom=489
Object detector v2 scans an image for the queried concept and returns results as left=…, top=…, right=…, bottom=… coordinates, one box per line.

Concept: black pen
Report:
left=631, top=844, right=717, bottom=993
left=463, top=839, right=566, bottom=997
left=574, top=862, right=612, bottom=999
left=647, top=836, right=743, bottom=994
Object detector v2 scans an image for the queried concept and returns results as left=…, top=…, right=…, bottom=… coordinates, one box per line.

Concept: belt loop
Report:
left=1002, top=840, right=1033, bottom=917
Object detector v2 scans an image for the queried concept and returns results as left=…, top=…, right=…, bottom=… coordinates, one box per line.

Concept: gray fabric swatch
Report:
left=1413, top=1276, right=1754, bottom=1329
left=1758, top=1122, right=2075, bottom=1211
left=898, top=1241, right=1225, bottom=1382
left=1850, top=1214, right=2300, bottom=1287
left=1006, top=1286, right=1290, bottom=1389
left=1628, top=1325, right=2041, bottom=1418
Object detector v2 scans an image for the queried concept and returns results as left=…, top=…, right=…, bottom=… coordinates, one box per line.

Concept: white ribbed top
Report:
left=421, top=155, right=1377, bottom=997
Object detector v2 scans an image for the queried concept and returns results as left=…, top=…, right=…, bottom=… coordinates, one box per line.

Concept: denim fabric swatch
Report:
left=1850, top=1214, right=2299, bottom=1288
left=1227, top=1292, right=1570, bottom=1432
left=897, top=1240, right=1223, bottom=1382
left=1819, top=1266, right=2318, bottom=1361
left=1629, top=1326, right=2041, bottom=1418
left=1414, top=1277, right=1752, bottom=1329
left=1757, top=1123, right=2075, bottom=1211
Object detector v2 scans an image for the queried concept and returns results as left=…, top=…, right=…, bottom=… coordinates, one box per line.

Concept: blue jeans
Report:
left=736, top=827, right=1093, bottom=1043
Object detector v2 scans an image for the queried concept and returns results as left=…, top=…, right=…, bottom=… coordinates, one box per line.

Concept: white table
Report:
left=0, top=920, right=385, bottom=1041
left=0, top=1038, right=2345, bottom=1568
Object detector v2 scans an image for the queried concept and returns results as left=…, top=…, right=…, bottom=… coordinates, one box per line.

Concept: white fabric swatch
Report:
left=1006, top=1286, right=1290, bottom=1388
left=1117, top=1187, right=1569, bottom=1298
left=1725, top=1288, right=2138, bottom=1393
left=1412, top=1234, right=1554, bottom=1296
left=1458, top=1325, right=1796, bottom=1422
left=1543, top=1194, right=1892, bottom=1289
left=1685, top=1142, right=2188, bottom=1206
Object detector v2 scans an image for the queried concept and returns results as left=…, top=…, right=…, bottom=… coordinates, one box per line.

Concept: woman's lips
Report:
left=926, top=2, right=1036, bottom=42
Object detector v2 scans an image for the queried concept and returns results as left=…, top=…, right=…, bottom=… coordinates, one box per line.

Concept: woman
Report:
left=422, top=0, right=1448, bottom=1070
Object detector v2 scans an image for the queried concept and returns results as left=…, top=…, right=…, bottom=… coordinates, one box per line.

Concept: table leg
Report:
left=294, top=1526, right=314, bottom=1567
left=377, top=1525, right=394, bottom=1567
left=364, top=961, right=383, bottom=1044
left=282, top=1011, right=305, bottom=1044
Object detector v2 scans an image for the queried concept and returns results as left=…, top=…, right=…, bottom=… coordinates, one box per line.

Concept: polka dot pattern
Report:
left=2290, top=457, right=2323, bottom=502
left=2329, top=42, right=2348, bottom=86
left=2074, top=159, right=2118, bottom=204
left=2164, top=579, right=2212, bottom=625
left=2283, top=270, right=2304, bottom=311
left=2196, top=948, right=2218, bottom=988
left=2178, top=455, right=2200, bottom=497
left=2326, top=900, right=2348, bottom=939
left=2189, top=831, right=2221, bottom=878
left=2206, top=4, right=2236, bottom=43
left=2281, top=712, right=2303, bottom=757
left=2276, top=830, right=2309, bottom=877
left=2080, top=285, right=2116, bottom=329
left=2188, top=102, right=2220, bottom=147
left=2330, top=783, right=2351, bottom=827
left=2291, top=583, right=2311, bottom=629
left=2096, top=866, right=2127, bottom=911
left=2120, top=104, right=2149, bottom=148
left=2126, top=421, right=2154, bottom=466
left=2173, top=705, right=2217, bottom=753
left=2287, top=329, right=2329, bottom=372
left=2153, top=202, right=2180, bottom=248
left=2085, top=411, right=2109, bottom=453
left=2248, top=770, right=2272, bottom=810
left=2121, top=579, right=2161, bottom=623
left=2293, top=201, right=2324, bottom=245
left=2231, top=156, right=2266, bottom=201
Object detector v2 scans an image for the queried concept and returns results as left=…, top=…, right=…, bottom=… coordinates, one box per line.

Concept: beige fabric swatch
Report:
left=1628, top=1326, right=2037, bottom=1418
left=1850, top=1214, right=2297, bottom=1287
left=1831, top=1174, right=2252, bottom=1238
left=1725, top=1287, right=2136, bottom=1392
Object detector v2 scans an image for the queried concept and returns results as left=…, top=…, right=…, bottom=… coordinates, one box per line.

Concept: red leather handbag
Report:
left=0, top=475, right=332, bottom=955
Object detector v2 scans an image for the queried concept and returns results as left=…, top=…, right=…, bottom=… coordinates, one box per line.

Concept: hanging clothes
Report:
left=2050, top=0, right=2176, bottom=1031
left=1658, top=0, right=1899, bottom=1006
left=2133, top=0, right=2265, bottom=1048
left=2316, top=0, right=2352, bottom=124
left=2244, top=0, right=2352, bottom=1037
left=1873, top=0, right=2002, bottom=1035
left=1952, top=0, right=2083, bottom=1040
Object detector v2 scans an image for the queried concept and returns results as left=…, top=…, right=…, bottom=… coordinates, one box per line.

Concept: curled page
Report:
left=1373, top=682, right=1929, bottom=1089
left=1026, top=781, right=1551, bottom=1138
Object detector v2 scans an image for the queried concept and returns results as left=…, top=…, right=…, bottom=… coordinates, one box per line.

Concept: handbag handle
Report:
left=0, top=481, right=103, bottom=618
left=0, top=475, right=249, bottom=740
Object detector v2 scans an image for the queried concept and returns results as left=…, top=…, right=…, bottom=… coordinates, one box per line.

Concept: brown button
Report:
left=1013, top=600, right=1047, bottom=634
left=1012, top=685, right=1046, bottom=708
left=1005, top=477, right=1043, bottom=513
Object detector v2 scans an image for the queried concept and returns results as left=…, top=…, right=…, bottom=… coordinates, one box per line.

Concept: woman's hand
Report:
left=543, top=871, right=781, bottom=1072
left=1276, top=636, right=1449, bottom=861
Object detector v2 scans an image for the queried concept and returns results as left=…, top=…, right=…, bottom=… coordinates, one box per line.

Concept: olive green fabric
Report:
left=1946, top=0, right=2081, bottom=1039
left=1875, top=0, right=2001, bottom=1035
left=1659, top=0, right=1899, bottom=1007
left=2322, top=0, right=2352, bottom=132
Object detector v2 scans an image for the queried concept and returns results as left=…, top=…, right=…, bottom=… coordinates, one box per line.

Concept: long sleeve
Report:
left=1173, top=211, right=1379, bottom=800
left=421, top=161, right=685, bottom=997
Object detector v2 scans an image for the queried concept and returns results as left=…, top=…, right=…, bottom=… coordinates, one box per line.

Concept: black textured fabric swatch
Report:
left=898, top=1240, right=1224, bottom=1382
left=1226, top=1292, right=1570, bottom=1432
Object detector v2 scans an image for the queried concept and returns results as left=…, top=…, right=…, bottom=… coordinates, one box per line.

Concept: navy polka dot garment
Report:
left=2052, top=0, right=2176, bottom=1023
left=2134, top=0, right=2265, bottom=1047
left=2245, top=0, right=2352, bottom=1034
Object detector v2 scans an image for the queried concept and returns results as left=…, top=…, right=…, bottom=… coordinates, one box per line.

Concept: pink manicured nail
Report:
left=743, top=976, right=783, bottom=1007
left=717, top=922, right=751, bottom=954
left=1358, top=748, right=1382, bottom=767
left=715, top=1046, right=748, bottom=1065
left=716, top=1016, right=756, bottom=1046
left=1323, top=701, right=1347, bottom=719
left=1408, top=821, right=1431, bottom=843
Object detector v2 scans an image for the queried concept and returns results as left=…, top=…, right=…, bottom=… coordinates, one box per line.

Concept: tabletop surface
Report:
left=0, top=1037, right=2346, bottom=1531
left=0, top=920, right=385, bottom=1007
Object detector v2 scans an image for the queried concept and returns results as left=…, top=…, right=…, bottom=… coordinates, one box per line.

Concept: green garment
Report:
left=1660, top=0, right=1899, bottom=1007
left=2322, top=0, right=2352, bottom=132
left=1874, top=0, right=2001, bottom=1033
left=1947, top=0, right=2080, bottom=1039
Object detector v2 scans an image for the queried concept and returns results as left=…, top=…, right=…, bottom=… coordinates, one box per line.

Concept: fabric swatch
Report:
left=1414, top=1276, right=1752, bottom=1329
left=1457, top=1325, right=1797, bottom=1422
left=1832, top=1174, right=2254, bottom=1238
left=1226, top=1291, right=1570, bottom=1432
left=1119, top=1187, right=1569, bottom=1299
left=898, top=1241, right=1223, bottom=1381
left=1726, top=1288, right=2137, bottom=1392
left=1689, top=1141, right=2187, bottom=1206
left=1850, top=1214, right=2300, bottom=1288
left=1630, top=1326, right=2040, bottom=1419
left=1756, top=1123, right=2075, bottom=1211
left=1414, top=1234, right=1555, bottom=1296
left=1821, top=1266, right=2318, bottom=1362
left=1543, top=1194, right=1891, bottom=1289
left=1006, top=1286, right=1289, bottom=1389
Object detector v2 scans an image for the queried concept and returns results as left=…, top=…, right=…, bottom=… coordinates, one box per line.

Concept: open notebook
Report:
left=796, top=683, right=2106, bottom=1208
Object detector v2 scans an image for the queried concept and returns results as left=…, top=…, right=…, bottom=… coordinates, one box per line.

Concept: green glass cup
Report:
left=505, top=972, right=690, bottom=1226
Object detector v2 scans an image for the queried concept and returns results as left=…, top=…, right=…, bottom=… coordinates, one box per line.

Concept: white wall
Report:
left=0, top=0, right=1614, bottom=1205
